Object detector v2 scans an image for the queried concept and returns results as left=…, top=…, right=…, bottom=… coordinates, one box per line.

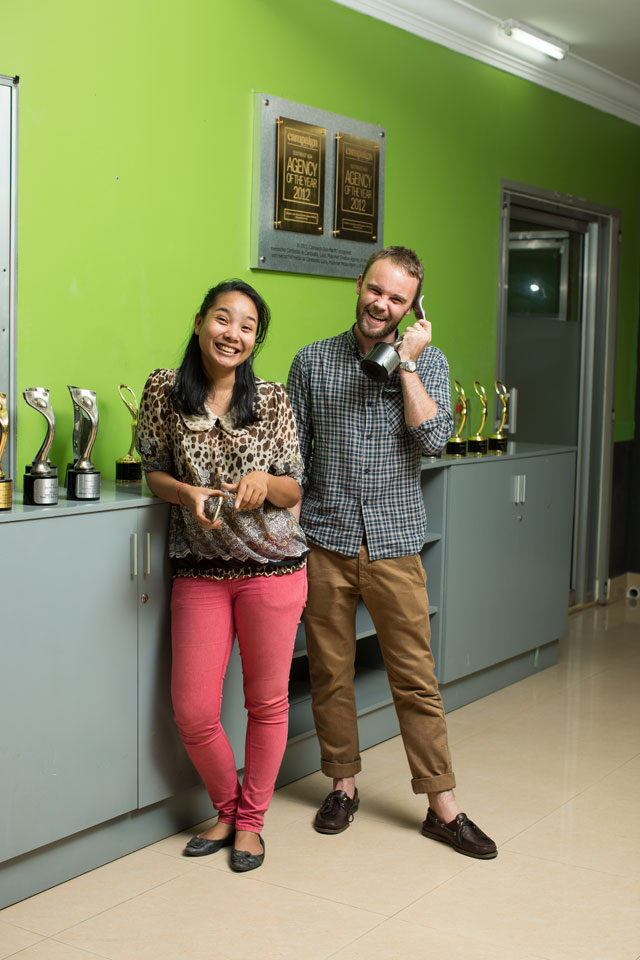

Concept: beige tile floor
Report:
left=2, top=601, right=639, bottom=960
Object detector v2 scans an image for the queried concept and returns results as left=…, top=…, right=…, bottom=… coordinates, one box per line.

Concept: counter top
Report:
left=0, top=479, right=162, bottom=523
left=421, top=441, right=577, bottom=471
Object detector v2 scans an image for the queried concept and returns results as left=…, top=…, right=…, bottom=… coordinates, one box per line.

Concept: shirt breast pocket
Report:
left=383, top=386, right=405, bottom=435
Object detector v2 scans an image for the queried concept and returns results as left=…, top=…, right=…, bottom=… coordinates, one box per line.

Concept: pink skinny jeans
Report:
left=170, top=569, right=307, bottom=832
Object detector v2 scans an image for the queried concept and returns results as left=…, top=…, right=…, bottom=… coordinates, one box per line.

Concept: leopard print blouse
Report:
left=136, top=369, right=307, bottom=567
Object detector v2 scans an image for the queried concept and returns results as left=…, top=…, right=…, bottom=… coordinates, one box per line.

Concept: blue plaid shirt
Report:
left=287, top=327, right=453, bottom=561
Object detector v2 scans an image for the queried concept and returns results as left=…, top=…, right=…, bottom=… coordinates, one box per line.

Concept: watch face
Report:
left=400, top=360, right=417, bottom=372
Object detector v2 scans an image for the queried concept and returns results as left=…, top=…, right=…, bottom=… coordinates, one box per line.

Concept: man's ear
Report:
left=355, top=273, right=363, bottom=295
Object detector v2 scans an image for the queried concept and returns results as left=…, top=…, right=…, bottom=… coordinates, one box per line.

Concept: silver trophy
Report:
left=23, top=387, right=59, bottom=505
left=66, top=386, right=100, bottom=500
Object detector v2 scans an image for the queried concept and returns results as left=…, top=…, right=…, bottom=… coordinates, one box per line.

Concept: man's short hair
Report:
left=361, top=246, right=424, bottom=303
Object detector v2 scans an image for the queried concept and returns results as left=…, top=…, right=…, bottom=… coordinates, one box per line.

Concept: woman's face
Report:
left=195, top=291, right=258, bottom=378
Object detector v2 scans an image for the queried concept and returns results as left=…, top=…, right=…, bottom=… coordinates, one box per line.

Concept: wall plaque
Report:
left=251, top=93, right=385, bottom=279
left=275, top=117, right=325, bottom=235
left=334, top=132, right=379, bottom=243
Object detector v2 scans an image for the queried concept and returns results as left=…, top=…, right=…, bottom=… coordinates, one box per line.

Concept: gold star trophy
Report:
left=467, top=380, right=488, bottom=456
left=445, top=380, right=468, bottom=457
left=488, top=380, right=509, bottom=454
left=115, top=384, right=143, bottom=483
left=0, top=392, right=12, bottom=510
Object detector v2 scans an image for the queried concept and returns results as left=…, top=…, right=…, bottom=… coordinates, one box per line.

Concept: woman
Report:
left=137, top=280, right=307, bottom=872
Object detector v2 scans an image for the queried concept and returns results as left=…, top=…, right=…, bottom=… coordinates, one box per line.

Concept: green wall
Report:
left=2, top=0, right=639, bottom=477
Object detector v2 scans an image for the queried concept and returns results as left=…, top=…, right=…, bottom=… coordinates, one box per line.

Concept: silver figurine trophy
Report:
left=66, top=386, right=100, bottom=500
left=23, top=387, right=59, bottom=505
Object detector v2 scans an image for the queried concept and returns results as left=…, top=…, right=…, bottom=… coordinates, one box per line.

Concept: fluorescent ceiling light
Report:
left=500, top=19, right=569, bottom=61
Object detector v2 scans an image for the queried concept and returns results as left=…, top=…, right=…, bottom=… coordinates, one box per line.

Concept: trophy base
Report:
left=25, top=464, right=58, bottom=477
left=467, top=437, right=488, bottom=456
left=488, top=435, right=508, bottom=454
left=23, top=470, right=59, bottom=505
left=445, top=438, right=467, bottom=457
left=116, top=459, right=143, bottom=483
left=0, top=477, right=13, bottom=510
left=67, top=468, right=101, bottom=500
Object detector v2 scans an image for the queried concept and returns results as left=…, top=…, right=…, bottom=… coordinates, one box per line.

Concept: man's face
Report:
left=355, top=259, right=419, bottom=342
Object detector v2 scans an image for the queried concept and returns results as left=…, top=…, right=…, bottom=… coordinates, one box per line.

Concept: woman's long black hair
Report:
left=172, top=280, right=271, bottom=428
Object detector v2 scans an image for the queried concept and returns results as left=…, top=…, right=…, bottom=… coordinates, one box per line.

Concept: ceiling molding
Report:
left=331, top=0, right=640, bottom=126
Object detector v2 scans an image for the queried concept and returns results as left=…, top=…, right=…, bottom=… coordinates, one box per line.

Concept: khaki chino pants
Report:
left=304, top=543, right=456, bottom=794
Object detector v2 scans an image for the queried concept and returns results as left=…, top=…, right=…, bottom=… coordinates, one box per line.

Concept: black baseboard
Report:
left=610, top=441, right=633, bottom=577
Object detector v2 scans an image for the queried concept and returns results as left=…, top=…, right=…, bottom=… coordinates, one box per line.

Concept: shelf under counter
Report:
left=288, top=666, right=392, bottom=742
left=293, top=596, right=376, bottom=657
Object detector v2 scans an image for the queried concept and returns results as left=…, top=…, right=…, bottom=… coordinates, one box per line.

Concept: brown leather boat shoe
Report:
left=421, top=809, right=497, bottom=859
left=314, top=789, right=360, bottom=834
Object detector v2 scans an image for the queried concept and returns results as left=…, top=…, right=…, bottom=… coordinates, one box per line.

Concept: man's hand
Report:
left=398, top=317, right=432, bottom=363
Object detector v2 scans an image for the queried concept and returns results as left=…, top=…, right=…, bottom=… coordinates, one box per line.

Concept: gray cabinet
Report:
left=136, top=504, right=246, bottom=806
left=136, top=505, right=200, bottom=807
left=420, top=445, right=576, bottom=711
left=0, top=492, right=203, bottom=866
left=1, top=447, right=575, bottom=904
left=439, top=452, right=574, bottom=683
left=0, top=509, right=139, bottom=861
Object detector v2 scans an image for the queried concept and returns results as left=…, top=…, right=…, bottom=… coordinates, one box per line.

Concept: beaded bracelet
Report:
left=175, top=482, right=187, bottom=506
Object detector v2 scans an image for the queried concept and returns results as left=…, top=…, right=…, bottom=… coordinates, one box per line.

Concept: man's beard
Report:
left=355, top=300, right=400, bottom=340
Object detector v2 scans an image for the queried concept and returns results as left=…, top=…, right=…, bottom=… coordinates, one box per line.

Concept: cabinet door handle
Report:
left=131, top=533, right=138, bottom=577
left=507, top=386, right=518, bottom=433
left=144, top=532, right=151, bottom=576
left=512, top=474, right=526, bottom=505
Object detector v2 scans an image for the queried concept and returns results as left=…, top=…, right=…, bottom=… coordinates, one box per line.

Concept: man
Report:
left=287, top=246, right=496, bottom=859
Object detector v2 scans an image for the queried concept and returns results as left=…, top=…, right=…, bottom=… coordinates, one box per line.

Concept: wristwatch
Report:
left=399, top=359, right=418, bottom=373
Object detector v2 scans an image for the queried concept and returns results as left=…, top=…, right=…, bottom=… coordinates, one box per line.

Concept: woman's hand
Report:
left=144, top=471, right=225, bottom=531
left=222, top=471, right=270, bottom=511
left=180, top=483, right=224, bottom=530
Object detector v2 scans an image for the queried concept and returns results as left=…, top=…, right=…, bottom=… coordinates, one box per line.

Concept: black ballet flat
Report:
left=184, top=833, right=234, bottom=857
left=230, top=835, right=265, bottom=872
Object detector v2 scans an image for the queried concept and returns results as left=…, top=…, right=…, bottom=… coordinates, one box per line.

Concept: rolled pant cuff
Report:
left=411, top=773, right=456, bottom=795
left=320, top=758, right=361, bottom=778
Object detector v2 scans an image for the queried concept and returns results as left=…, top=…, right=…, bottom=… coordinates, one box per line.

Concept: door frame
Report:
left=496, top=179, right=621, bottom=606
left=0, top=75, right=18, bottom=482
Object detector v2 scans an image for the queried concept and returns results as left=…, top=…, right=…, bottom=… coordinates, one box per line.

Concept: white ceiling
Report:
left=331, top=0, right=640, bottom=125
left=460, top=0, right=640, bottom=85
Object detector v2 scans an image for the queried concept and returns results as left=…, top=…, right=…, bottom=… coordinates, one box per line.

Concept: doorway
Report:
left=496, top=181, right=621, bottom=606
